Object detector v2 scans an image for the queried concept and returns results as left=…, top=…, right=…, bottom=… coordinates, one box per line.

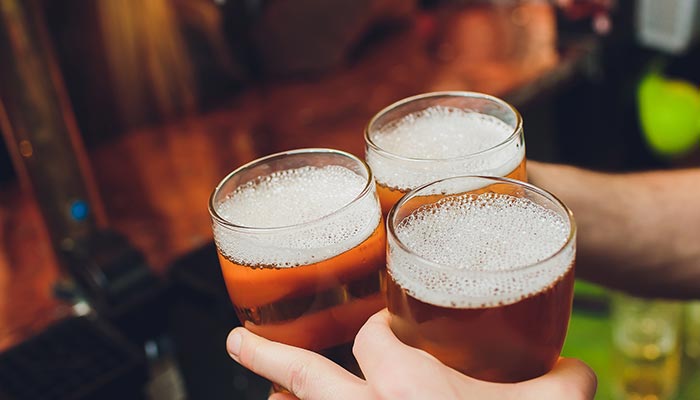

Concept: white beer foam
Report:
left=213, top=165, right=380, bottom=268
left=389, top=192, right=574, bottom=308
left=367, top=106, right=523, bottom=191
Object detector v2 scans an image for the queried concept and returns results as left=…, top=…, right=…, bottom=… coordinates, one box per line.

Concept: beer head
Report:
left=387, top=176, right=575, bottom=308
left=209, top=149, right=381, bottom=268
left=365, top=91, right=525, bottom=192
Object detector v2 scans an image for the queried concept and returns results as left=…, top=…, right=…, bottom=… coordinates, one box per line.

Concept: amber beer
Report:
left=365, top=92, right=526, bottom=215
left=386, top=176, right=576, bottom=383
left=209, top=149, right=385, bottom=366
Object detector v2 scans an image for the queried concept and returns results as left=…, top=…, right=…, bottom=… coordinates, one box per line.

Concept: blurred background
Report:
left=0, top=0, right=699, bottom=399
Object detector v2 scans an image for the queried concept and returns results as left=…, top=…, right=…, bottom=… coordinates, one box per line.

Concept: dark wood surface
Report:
left=0, top=3, right=587, bottom=350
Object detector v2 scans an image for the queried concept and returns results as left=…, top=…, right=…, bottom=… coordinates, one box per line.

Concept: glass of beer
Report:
left=611, top=294, right=682, bottom=400
left=365, top=91, right=526, bottom=215
left=209, top=148, right=386, bottom=377
left=386, top=175, right=576, bottom=383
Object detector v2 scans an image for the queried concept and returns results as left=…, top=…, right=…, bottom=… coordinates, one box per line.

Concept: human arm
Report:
left=226, top=309, right=597, bottom=400
left=528, top=161, right=700, bottom=298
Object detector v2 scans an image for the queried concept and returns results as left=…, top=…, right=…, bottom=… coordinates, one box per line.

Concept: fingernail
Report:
left=227, top=329, right=242, bottom=360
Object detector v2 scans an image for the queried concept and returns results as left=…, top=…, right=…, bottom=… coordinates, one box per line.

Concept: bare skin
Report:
left=528, top=161, right=700, bottom=298
left=227, top=309, right=597, bottom=400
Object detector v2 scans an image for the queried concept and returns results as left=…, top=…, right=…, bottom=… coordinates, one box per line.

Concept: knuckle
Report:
left=238, top=335, right=268, bottom=378
left=238, top=337, right=260, bottom=371
left=286, top=359, right=310, bottom=398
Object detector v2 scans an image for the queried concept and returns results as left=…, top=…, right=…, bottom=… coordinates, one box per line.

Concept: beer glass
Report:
left=365, top=91, right=526, bottom=215
left=209, top=149, right=386, bottom=375
left=386, top=176, right=576, bottom=383
left=611, top=294, right=682, bottom=400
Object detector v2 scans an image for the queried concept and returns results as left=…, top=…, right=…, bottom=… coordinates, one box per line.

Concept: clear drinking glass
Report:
left=209, top=148, right=386, bottom=382
left=611, top=294, right=682, bottom=400
left=365, top=91, right=526, bottom=216
left=386, top=175, right=576, bottom=383
left=685, top=301, right=700, bottom=360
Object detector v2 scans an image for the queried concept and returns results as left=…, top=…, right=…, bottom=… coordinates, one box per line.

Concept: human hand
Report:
left=226, top=309, right=597, bottom=400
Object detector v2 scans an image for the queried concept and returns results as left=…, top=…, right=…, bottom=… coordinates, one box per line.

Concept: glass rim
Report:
left=387, top=175, right=576, bottom=275
left=209, top=148, right=375, bottom=233
left=364, top=91, right=524, bottom=163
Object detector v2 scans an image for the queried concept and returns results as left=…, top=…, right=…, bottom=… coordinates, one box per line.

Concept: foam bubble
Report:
left=389, top=192, right=574, bottom=308
left=213, top=165, right=381, bottom=268
left=367, top=106, right=523, bottom=191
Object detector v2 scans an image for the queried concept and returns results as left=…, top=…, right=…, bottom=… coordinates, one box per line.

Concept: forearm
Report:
left=528, top=161, right=700, bottom=298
